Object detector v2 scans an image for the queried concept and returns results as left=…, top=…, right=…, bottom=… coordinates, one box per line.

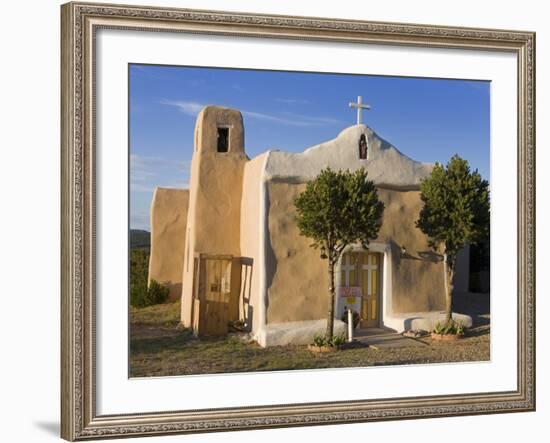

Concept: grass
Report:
left=130, top=333, right=490, bottom=377
left=129, top=300, right=490, bottom=378
left=130, top=300, right=181, bottom=327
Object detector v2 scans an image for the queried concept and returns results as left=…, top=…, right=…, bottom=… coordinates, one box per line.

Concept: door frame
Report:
left=335, top=242, right=393, bottom=329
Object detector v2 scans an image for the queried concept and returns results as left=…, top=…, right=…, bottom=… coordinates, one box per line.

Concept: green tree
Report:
left=130, top=248, right=169, bottom=307
left=416, top=155, right=490, bottom=324
left=294, top=168, right=384, bottom=339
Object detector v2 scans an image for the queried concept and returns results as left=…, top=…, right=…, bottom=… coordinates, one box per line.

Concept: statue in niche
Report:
left=358, top=134, right=368, bottom=160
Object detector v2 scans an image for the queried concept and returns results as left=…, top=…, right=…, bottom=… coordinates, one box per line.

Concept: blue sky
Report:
left=129, top=64, right=490, bottom=230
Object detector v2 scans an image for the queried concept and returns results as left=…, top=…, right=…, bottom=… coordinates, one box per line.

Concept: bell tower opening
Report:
left=217, top=126, right=230, bottom=152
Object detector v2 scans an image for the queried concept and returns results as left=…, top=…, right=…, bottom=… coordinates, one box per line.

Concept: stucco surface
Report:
left=148, top=188, right=189, bottom=301
left=265, top=182, right=448, bottom=324
left=194, top=106, right=245, bottom=158
left=265, top=125, right=433, bottom=188
left=376, top=188, right=447, bottom=313
left=265, top=181, right=330, bottom=324
left=181, top=106, right=248, bottom=327
left=258, top=319, right=348, bottom=347
left=384, top=311, right=473, bottom=333
left=239, top=153, right=268, bottom=332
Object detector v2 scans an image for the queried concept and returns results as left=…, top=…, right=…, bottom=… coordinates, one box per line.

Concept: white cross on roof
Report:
left=349, top=95, right=371, bottom=125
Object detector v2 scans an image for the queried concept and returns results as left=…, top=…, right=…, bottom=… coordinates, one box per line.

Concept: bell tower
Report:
left=181, top=106, right=248, bottom=326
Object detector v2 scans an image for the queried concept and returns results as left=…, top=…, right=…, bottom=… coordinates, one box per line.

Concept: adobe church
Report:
left=148, top=102, right=472, bottom=347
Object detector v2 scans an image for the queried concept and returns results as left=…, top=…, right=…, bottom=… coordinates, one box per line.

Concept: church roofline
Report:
left=260, top=124, right=433, bottom=188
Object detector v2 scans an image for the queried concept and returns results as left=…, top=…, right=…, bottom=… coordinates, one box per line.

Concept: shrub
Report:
left=130, top=279, right=169, bottom=308
left=312, top=333, right=327, bottom=347
left=130, top=248, right=149, bottom=285
left=147, top=279, right=170, bottom=305
left=129, top=247, right=169, bottom=307
left=130, top=279, right=149, bottom=308
left=312, top=332, right=346, bottom=348
left=330, top=333, right=346, bottom=347
left=433, top=319, right=465, bottom=335
left=130, top=248, right=149, bottom=307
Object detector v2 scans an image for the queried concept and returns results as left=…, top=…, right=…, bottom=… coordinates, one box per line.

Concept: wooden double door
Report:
left=340, top=251, right=381, bottom=328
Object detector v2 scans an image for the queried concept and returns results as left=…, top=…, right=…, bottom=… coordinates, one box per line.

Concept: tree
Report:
left=130, top=248, right=170, bottom=307
left=416, top=155, right=490, bottom=324
left=294, top=167, right=384, bottom=339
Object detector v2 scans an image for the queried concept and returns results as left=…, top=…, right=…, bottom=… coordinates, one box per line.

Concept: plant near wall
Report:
left=433, top=319, right=465, bottom=336
left=312, top=333, right=328, bottom=347
left=131, top=278, right=170, bottom=308
left=295, top=167, right=384, bottom=340
left=129, top=248, right=170, bottom=307
left=330, top=333, right=347, bottom=347
left=147, top=280, right=170, bottom=305
left=416, top=155, right=490, bottom=325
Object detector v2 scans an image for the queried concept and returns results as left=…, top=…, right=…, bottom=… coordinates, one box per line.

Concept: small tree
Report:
left=416, top=155, right=490, bottom=324
left=294, top=168, right=384, bottom=339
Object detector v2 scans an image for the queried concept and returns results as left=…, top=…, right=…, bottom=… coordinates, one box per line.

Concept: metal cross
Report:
left=349, top=95, right=371, bottom=125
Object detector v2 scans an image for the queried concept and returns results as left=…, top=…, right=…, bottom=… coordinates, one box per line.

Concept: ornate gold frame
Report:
left=61, top=2, right=536, bottom=440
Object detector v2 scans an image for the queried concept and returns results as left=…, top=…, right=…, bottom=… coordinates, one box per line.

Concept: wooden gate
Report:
left=191, top=254, right=233, bottom=337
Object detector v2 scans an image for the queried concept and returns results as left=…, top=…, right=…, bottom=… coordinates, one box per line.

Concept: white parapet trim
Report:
left=384, top=311, right=473, bottom=332
left=255, top=319, right=348, bottom=348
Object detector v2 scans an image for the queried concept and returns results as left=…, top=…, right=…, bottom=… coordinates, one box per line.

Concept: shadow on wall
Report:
left=399, top=243, right=470, bottom=291
left=391, top=240, right=444, bottom=312
left=264, top=190, right=277, bottom=322
left=160, top=282, right=182, bottom=302
left=239, top=257, right=254, bottom=332
left=399, top=245, right=443, bottom=263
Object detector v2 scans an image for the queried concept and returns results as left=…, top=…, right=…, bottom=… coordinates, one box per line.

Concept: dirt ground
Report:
left=129, top=292, right=490, bottom=377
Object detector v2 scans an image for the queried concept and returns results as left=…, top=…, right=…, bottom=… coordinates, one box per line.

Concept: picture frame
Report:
left=60, top=1, right=536, bottom=440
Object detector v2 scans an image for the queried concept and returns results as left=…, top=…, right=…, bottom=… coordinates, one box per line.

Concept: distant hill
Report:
left=130, top=229, right=150, bottom=249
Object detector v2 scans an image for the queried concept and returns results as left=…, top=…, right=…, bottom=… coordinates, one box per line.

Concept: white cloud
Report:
left=130, top=154, right=190, bottom=193
left=158, top=99, right=204, bottom=117
left=274, top=98, right=311, bottom=105
left=131, top=154, right=190, bottom=173
left=280, top=112, right=344, bottom=125
left=160, top=99, right=343, bottom=127
left=242, top=110, right=312, bottom=127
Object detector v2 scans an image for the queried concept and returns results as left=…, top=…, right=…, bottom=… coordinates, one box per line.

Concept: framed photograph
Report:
left=61, top=1, right=535, bottom=440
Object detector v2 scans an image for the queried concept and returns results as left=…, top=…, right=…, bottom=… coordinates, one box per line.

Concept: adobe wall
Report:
left=264, top=182, right=447, bottom=324
left=148, top=187, right=189, bottom=301
left=239, top=153, right=269, bottom=332
left=265, top=180, right=329, bottom=324
left=376, top=188, right=446, bottom=313
left=181, top=106, right=248, bottom=327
